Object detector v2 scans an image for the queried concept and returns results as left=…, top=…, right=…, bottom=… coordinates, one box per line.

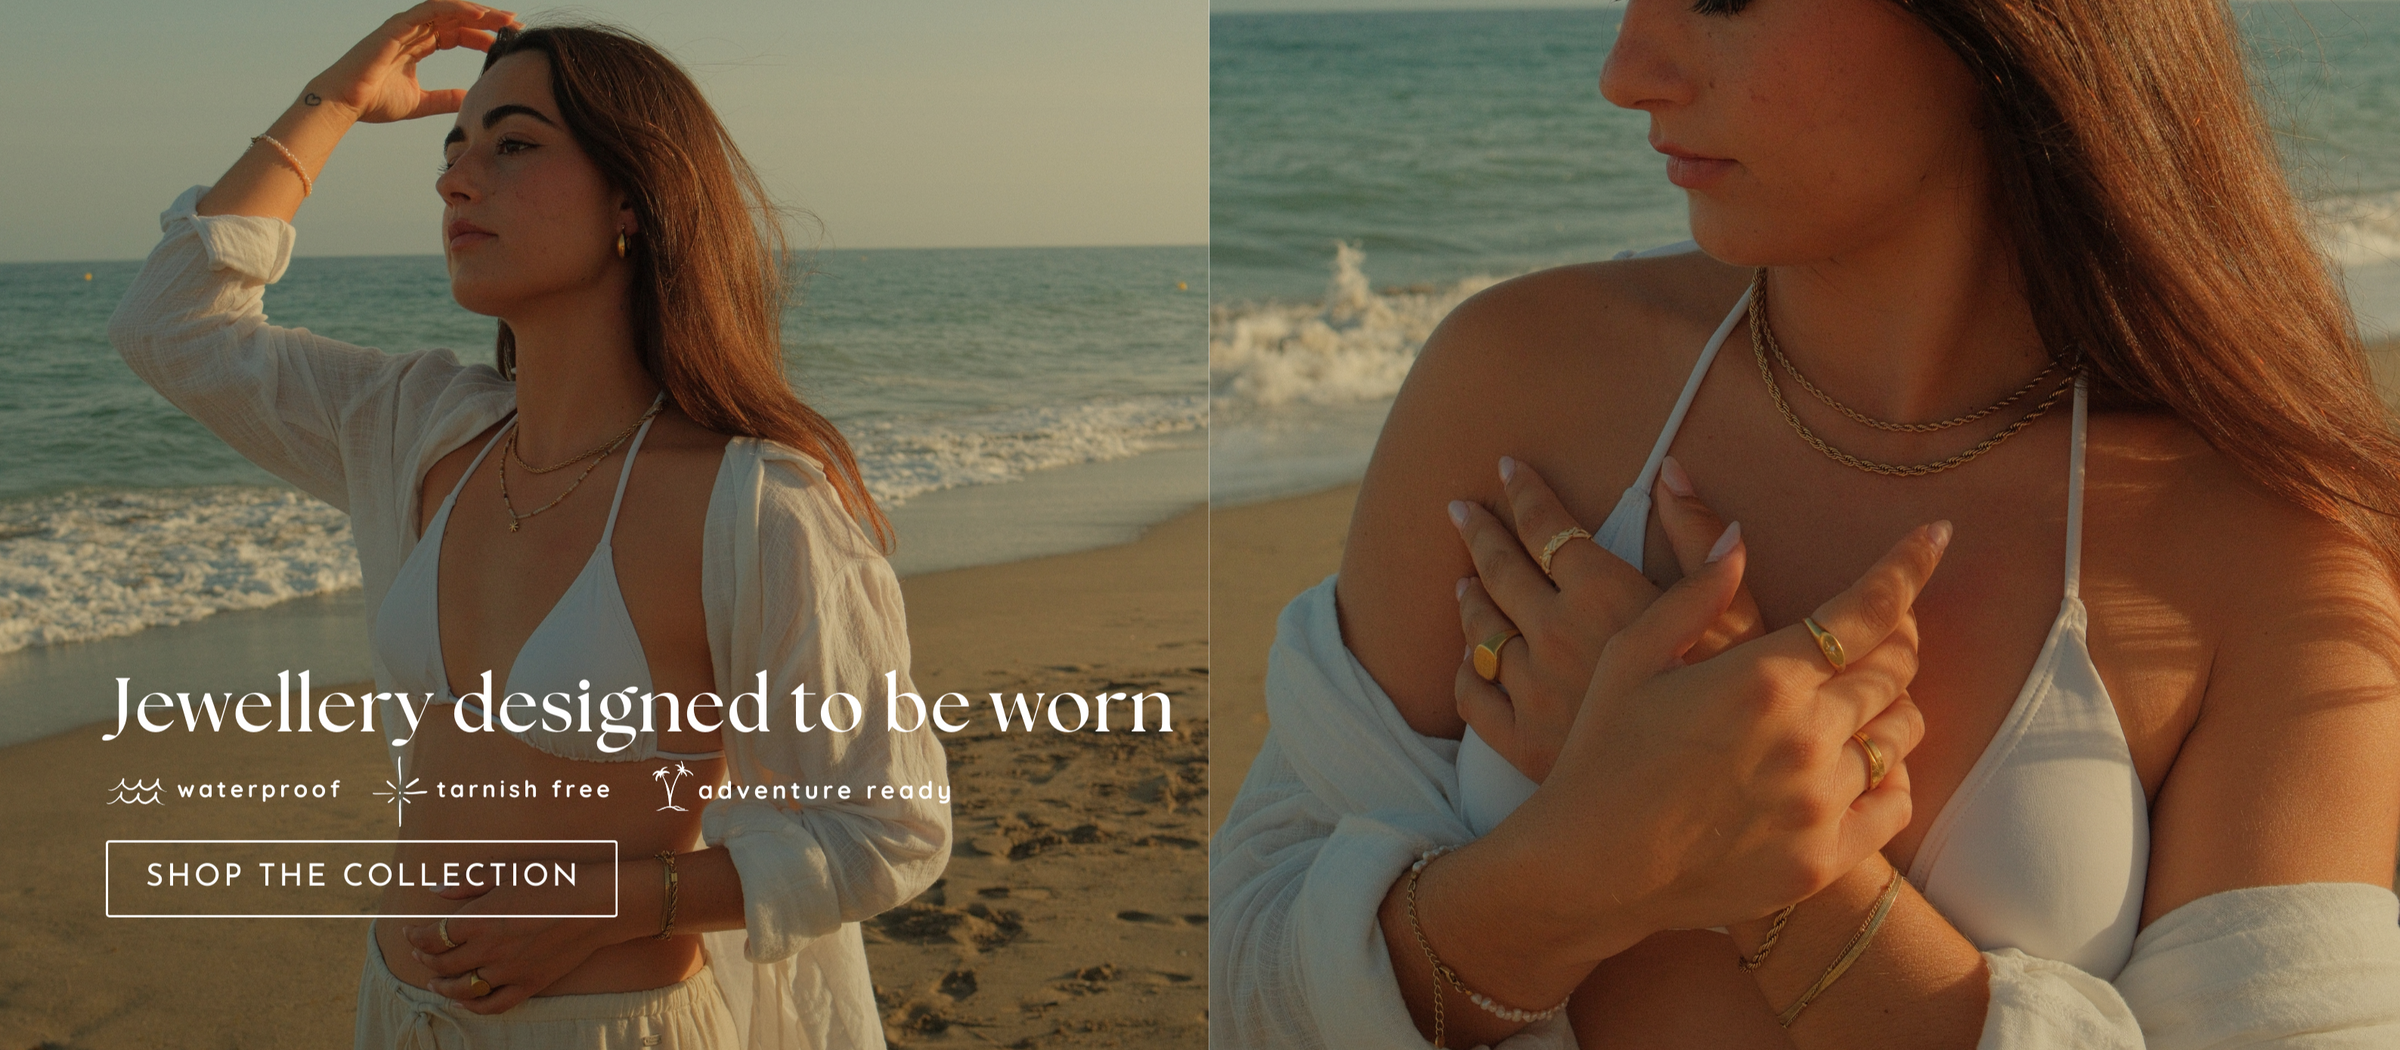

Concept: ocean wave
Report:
left=0, top=487, right=361, bottom=655
left=0, top=399, right=1203, bottom=651
left=1211, top=242, right=1505, bottom=414
left=1214, top=209, right=2400, bottom=418
left=849, top=394, right=1206, bottom=505
left=2313, top=190, right=2400, bottom=269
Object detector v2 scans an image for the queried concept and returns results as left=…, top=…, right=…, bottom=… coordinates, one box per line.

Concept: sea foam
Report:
left=1211, top=242, right=1504, bottom=415
left=852, top=393, right=1205, bottom=505
left=2315, top=190, right=2400, bottom=270
left=0, top=487, right=360, bottom=655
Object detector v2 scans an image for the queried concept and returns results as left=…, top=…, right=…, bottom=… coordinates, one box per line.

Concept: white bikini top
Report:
left=369, top=390, right=723, bottom=765
left=1454, top=276, right=2152, bottom=980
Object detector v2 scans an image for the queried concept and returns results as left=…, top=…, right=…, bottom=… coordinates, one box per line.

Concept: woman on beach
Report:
left=1212, top=1, right=2400, bottom=1047
left=107, top=4, right=948, bottom=1047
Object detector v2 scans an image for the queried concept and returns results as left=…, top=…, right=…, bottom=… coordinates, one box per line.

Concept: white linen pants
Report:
left=353, top=925, right=741, bottom=1049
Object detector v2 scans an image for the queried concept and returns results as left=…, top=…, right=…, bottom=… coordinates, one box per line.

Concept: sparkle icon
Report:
left=372, top=755, right=427, bottom=826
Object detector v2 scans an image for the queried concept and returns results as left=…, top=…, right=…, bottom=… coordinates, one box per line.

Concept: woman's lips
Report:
left=448, top=231, right=495, bottom=251
left=1664, top=154, right=1736, bottom=190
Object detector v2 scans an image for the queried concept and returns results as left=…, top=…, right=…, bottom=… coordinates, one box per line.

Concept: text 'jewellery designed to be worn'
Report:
left=1747, top=267, right=2076, bottom=478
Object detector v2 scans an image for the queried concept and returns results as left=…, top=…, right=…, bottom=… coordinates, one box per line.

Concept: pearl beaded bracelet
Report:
left=250, top=133, right=313, bottom=197
left=1404, top=845, right=1571, bottom=1046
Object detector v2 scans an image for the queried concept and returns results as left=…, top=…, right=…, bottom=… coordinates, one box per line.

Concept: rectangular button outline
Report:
left=105, top=839, right=620, bottom=919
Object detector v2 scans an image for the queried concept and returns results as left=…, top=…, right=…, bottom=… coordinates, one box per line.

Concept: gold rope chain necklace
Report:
left=1747, top=267, right=2074, bottom=478
left=511, top=401, right=657, bottom=473
left=498, top=396, right=666, bottom=533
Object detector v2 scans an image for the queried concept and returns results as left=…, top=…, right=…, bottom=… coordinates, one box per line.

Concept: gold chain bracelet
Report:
left=1404, top=846, right=1570, bottom=1047
left=1737, top=903, right=1800, bottom=971
left=654, top=850, right=680, bottom=939
left=1775, top=868, right=1904, bottom=1028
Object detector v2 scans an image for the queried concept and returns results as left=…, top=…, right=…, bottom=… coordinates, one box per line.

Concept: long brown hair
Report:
left=1889, top=0, right=2400, bottom=581
left=481, top=22, right=893, bottom=551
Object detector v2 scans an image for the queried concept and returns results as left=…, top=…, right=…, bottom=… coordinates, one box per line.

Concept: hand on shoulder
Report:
left=1333, top=248, right=1750, bottom=737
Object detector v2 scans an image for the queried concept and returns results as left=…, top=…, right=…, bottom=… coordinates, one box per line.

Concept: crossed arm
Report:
left=1331, top=273, right=2400, bottom=1047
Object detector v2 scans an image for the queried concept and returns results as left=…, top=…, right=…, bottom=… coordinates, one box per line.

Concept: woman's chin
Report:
left=445, top=281, right=512, bottom=319
left=1686, top=217, right=1834, bottom=272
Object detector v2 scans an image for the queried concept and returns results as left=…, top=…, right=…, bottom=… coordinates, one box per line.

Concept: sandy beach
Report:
left=0, top=503, right=1206, bottom=1049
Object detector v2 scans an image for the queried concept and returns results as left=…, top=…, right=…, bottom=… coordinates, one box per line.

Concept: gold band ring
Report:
left=1473, top=629, right=1521, bottom=682
left=1853, top=731, right=1888, bottom=792
left=437, top=917, right=457, bottom=950
left=1536, top=527, right=1593, bottom=578
left=1802, top=617, right=1847, bottom=672
left=466, top=969, right=493, bottom=998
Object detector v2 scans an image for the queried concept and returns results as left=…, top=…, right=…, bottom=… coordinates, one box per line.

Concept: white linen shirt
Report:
left=108, top=184, right=952, bottom=1050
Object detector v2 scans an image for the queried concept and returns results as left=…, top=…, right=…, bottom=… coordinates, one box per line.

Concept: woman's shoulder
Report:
left=726, top=435, right=888, bottom=564
left=1336, top=248, right=1753, bottom=737
left=1423, top=245, right=1752, bottom=375
left=1373, top=245, right=1755, bottom=495
left=2089, top=407, right=2398, bottom=640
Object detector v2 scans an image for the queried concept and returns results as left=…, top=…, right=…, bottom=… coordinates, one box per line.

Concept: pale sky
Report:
left=2, top=1, right=1204, bottom=261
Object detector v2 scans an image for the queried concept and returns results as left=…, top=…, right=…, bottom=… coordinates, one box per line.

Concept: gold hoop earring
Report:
left=616, top=230, right=628, bottom=258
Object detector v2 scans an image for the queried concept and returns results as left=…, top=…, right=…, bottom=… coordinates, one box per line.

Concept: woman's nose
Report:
left=435, top=156, right=475, bottom=203
left=1600, top=0, right=1696, bottom=112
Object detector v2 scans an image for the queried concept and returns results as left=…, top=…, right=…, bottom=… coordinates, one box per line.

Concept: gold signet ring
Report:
left=1854, top=731, right=1889, bottom=792
left=1537, top=527, right=1593, bottom=578
left=1473, top=629, right=1521, bottom=682
left=1802, top=616, right=1847, bottom=672
left=466, top=969, right=493, bottom=998
left=437, top=917, right=457, bottom=950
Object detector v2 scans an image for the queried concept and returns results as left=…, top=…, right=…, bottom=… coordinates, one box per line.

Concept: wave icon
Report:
left=108, top=778, right=162, bottom=805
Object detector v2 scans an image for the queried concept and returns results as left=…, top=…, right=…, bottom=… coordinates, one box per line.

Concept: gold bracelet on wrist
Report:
left=1737, top=903, right=1800, bottom=971
left=653, top=850, right=680, bottom=939
left=1774, top=867, right=1903, bottom=1029
left=1404, top=846, right=1571, bottom=1048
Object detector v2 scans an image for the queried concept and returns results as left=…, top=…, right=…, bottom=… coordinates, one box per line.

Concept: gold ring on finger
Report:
left=1853, top=731, right=1888, bottom=792
left=1473, top=629, right=1521, bottom=682
left=1536, top=527, right=1593, bottom=578
left=1802, top=616, right=1847, bottom=672
left=466, top=969, right=493, bottom=998
left=437, top=917, right=457, bottom=950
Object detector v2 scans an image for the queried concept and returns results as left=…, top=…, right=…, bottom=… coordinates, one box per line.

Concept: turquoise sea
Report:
left=1210, top=3, right=2400, bottom=505
left=0, top=236, right=1202, bottom=745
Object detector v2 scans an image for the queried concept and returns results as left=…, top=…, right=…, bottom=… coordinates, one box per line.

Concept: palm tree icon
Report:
left=653, top=761, right=692, bottom=812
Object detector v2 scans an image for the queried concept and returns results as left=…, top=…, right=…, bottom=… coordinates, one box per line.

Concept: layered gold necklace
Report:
left=1747, top=267, right=2074, bottom=478
left=497, top=392, right=666, bottom=533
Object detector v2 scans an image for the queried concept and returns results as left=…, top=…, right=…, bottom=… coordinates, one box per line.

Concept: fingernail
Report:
left=1456, top=576, right=1471, bottom=599
left=1499, top=456, right=1517, bottom=482
left=1660, top=455, right=1695, bottom=498
left=1929, top=520, right=1953, bottom=554
left=1448, top=500, right=1468, bottom=526
left=1706, top=521, right=1742, bottom=564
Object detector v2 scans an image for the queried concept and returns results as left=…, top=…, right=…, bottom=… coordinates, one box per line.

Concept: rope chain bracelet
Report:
left=1404, top=846, right=1571, bottom=1048
left=1738, top=903, right=1800, bottom=971
left=653, top=850, right=680, bottom=939
left=1775, top=867, right=1904, bottom=1028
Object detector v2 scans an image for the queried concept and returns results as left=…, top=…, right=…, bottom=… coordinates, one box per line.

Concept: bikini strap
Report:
left=2064, top=375, right=2088, bottom=602
left=445, top=409, right=519, bottom=506
left=1627, top=282, right=1754, bottom=497
left=599, top=390, right=667, bottom=546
